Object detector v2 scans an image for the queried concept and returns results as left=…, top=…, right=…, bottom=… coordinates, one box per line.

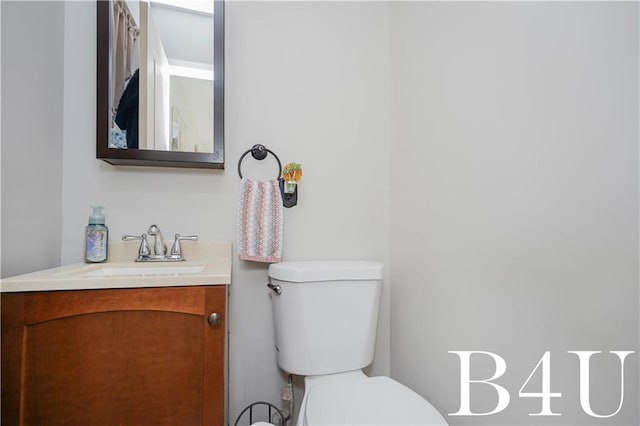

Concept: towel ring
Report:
left=237, top=144, right=297, bottom=208
left=237, top=144, right=282, bottom=180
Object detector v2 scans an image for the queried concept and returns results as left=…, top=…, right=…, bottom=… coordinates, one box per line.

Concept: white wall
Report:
left=1, top=1, right=64, bottom=278
left=60, top=1, right=390, bottom=422
left=390, top=2, right=639, bottom=424
left=3, top=1, right=638, bottom=425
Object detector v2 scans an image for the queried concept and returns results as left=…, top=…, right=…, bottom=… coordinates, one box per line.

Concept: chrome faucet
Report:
left=147, top=224, right=166, bottom=256
left=123, top=225, right=198, bottom=262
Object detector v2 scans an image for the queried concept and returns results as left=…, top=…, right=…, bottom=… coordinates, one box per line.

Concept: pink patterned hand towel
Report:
left=238, top=179, right=284, bottom=263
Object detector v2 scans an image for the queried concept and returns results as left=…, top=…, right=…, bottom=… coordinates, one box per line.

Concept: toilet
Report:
left=267, top=261, right=448, bottom=425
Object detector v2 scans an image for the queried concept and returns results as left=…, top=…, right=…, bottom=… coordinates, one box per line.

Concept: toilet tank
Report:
left=268, top=261, right=383, bottom=376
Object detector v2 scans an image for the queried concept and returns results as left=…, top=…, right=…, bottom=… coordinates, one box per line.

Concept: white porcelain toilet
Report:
left=267, top=261, right=448, bottom=425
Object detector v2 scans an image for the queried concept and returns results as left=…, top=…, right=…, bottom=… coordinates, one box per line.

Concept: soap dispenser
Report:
left=85, top=206, right=109, bottom=263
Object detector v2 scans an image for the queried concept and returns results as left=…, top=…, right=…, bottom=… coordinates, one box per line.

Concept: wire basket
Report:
left=234, top=401, right=286, bottom=426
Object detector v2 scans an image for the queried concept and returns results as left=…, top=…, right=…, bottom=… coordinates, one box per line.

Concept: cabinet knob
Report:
left=208, top=312, right=222, bottom=327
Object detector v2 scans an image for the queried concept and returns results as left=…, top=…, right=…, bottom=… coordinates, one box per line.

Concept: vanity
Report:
left=1, top=241, right=231, bottom=426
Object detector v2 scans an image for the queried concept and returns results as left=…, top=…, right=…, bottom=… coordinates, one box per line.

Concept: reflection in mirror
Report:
left=110, top=0, right=140, bottom=149
left=111, top=0, right=213, bottom=153
left=97, top=0, right=224, bottom=169
left=170, top=74, right=213, bottom=153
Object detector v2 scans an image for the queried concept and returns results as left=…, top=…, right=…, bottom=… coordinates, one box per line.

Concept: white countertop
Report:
left=1, top=241, right=232, bottom=292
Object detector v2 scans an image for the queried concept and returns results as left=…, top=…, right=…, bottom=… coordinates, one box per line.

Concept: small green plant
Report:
left=282, top=162, right=303, bottom=183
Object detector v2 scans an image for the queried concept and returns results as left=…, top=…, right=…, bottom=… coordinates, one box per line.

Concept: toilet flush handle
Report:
left=267, top=282, right=282, bottom=295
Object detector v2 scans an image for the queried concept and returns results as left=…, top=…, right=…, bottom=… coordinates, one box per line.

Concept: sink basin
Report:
left=83, top=265, right=205, bottom=278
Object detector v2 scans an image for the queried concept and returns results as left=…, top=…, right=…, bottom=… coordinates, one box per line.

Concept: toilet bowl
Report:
left=268, top=261, right=447, bottom=426
left=299, top=370, right=446, bottom=425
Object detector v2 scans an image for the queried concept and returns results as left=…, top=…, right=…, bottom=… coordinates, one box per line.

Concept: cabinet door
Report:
left=1, top=286, right=226, bottom=426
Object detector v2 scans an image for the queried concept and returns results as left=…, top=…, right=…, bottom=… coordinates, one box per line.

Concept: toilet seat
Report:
left=303, top=376, right=447, bottom=425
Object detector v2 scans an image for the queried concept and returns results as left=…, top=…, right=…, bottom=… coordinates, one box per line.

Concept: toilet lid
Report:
left=303, top=376, right=447, bottom=425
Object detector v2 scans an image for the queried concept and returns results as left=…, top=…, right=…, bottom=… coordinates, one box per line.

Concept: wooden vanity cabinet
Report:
left=1, top=285, right=226, bottom=426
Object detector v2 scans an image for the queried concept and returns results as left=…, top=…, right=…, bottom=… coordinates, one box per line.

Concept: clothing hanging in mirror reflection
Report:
left=112, top=0, right=139, bottom=109
left=110, top=0, right=139, bottom=149
left=114, top=69, right=139, bottom=149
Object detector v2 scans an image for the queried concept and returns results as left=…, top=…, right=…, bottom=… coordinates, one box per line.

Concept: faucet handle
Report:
left=122, top=234, right=151, bottom=257
left=170, top=234, right=198, bottom=257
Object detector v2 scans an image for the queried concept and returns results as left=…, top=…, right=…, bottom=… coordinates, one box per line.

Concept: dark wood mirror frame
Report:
left=96, top=0, right=224, bottom=169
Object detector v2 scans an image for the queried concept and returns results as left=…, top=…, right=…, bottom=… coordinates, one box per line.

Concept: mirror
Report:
left=96, top=0, right=224, bottom=169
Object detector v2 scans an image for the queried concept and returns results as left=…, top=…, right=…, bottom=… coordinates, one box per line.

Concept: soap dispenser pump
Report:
left=85, top=206, right=109, bottom=263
